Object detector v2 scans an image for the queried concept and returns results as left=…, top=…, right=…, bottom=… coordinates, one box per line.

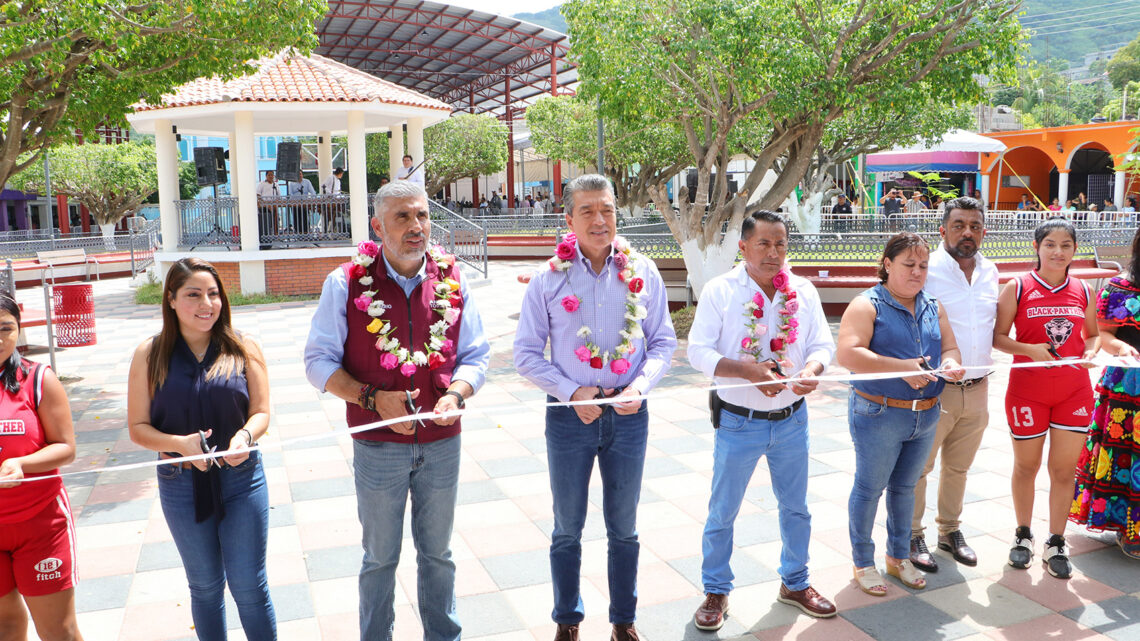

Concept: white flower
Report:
left=385, top=338, right=400, bottom=350
left=620, top=269, right=633, bottom=282
left=363, top=290, right=376, bottom=299
left=352, top=253, right=374, bottom=267
left=375, top=322, right=388, bottom=335
left=613, top=236, right=630, bottom=253
left=632, top=305, right=647, bottom=320
left=412, top=351, right=428, bottom=366
left=429, top=336, right=444, bottom=350
left=435, top=282, right=451, bottom=295
left=630, top=324, right=644, bottom=339
left=577, top=325, right=592, bottom=338
left=431, top=320, right=448, bottom=334
left=627, top=292, right=640, bottom=304
left=744, top=302, right=758, bottom=312
left=359, top=276, right=374, bottom=286
left=396, top=348, right=409, bottom=361
left=367, top=301, right=386, bottom=317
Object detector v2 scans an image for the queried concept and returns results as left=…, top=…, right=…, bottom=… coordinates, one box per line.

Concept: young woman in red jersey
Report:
left=0, top=295, right=83, bottom=640
left=995, top=218, right=1100, bottom=579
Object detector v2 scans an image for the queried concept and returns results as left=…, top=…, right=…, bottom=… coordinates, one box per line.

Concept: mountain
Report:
left=513, top=6, right=567, bottom=34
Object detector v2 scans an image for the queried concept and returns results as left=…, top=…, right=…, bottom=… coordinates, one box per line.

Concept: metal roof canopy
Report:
left=317, top=0, right=577, bottom=116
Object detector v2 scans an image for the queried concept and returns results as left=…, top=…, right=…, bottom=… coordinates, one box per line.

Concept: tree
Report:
left=0, top=0, right=325, bottom=188
left=1098, top=80, right=1140, bottom=121
left=1107, top=35, right=1140, bottom=91
left=563, top=0, right=1023, bottom=294
left=525, top=95, right=689, bottom=212
left=9, top=141, right=159, bottom=230
left=422, top=113, right=508, bottom=195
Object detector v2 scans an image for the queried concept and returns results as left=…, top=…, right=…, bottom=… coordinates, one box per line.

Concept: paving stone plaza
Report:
left=13, top=259, right=1140, bottom=641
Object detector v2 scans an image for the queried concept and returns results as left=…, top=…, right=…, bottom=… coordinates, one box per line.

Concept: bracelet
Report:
left=358, top=384, right=378, bottom=412
left=240, top=428, right=253, bottom=446
left=443, top=390, right=465, bottom=409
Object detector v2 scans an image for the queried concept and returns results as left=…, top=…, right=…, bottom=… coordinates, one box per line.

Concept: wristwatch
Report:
left=443, top=390, right=465, bottom=409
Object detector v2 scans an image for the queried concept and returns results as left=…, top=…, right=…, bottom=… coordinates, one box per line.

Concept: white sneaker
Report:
left=1043, top=534, right=1072, bottom=579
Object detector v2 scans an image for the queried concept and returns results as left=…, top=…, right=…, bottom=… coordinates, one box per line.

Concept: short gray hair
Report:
left=563, top=174, right=614, bottom=214
left=373, top=180, right=427, bottom=217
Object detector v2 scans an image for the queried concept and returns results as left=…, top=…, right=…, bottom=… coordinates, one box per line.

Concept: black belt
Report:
left=721, top=397, right=804, bottom=422
left=951, top=376, right=987, bottom=388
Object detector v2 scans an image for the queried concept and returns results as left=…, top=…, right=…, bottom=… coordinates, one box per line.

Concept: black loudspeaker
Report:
left=276, top=142, right=302, bottom=182
left=193, top=147, right=227, bottom=187
left=686, top=169, right=698, bottom=203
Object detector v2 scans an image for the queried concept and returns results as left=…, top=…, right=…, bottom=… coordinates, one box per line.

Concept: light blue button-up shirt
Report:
left=513, top=244, right=677, bottom=402
left=303, top=253, right=489, bottom=393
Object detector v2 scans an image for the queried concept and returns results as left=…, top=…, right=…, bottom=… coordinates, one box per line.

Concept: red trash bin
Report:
left=52, top=283, right=96, bottom=347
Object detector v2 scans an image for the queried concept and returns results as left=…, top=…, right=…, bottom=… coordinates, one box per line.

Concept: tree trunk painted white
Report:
left=99, top=223, right=116, bottom=250
left=679, top=229, right=741, bottom=299
left=785, top=191, right=826, bottom=234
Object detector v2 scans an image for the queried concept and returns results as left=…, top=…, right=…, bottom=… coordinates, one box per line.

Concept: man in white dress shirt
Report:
left=396, top=154, right=424, bottom=187
left=321, top=167, right=343, bottom=195
left=687, top=211, right=837, bottom=629
left=908, top=196, right=999, bottom=573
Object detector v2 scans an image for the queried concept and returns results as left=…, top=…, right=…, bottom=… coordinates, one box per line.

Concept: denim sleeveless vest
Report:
left=853, top=284, right=945, bottom=400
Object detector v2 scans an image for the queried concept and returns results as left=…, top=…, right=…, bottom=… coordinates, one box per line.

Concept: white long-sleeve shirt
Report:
left=688, top=264, right=835, bottom=411
left=924, top=244, right=998, bottom=378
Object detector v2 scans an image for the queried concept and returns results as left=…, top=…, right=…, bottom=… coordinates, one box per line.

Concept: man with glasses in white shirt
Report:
left=909, top=196, right=999, bottom=573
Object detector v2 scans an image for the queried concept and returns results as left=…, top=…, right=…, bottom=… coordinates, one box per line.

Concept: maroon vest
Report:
left=342, top=251, right=463, bottom=443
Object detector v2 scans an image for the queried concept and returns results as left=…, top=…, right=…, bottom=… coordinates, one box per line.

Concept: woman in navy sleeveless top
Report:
left=837, top=233, right=964, bottom=597
left=127, top=258, right=275, bottom=640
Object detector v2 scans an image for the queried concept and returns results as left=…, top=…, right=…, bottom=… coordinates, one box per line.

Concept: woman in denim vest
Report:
left=837, top=233, right=965, bottom=596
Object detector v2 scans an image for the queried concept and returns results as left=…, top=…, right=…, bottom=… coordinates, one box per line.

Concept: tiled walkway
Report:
left=13, top=260, right=1140, bottom=641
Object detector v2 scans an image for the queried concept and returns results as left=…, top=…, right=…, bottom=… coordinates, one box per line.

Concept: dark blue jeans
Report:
left=545, top=399, right=648, bottom=625
left=157, top=451, right=275, bottom=641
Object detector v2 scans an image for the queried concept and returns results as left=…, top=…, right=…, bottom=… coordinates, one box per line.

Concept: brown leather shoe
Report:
left=693, top=593, right=729, bottom=631
left=910, top=536, right=939, bottom=572
left=611, top=623, right=640, bottom=641
left=777, top=584, right=837, bottom=618
left=554, top=623, right=579, bottom=641
left=938, top=530, right=978, bottom=566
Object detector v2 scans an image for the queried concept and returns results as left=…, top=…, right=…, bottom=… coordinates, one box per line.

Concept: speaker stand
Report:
left=190, top=184, right=234, bottom=250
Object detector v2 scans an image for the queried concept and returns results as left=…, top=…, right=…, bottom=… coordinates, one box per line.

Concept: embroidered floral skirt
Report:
left=1070, top=367, right=1140, bottom=553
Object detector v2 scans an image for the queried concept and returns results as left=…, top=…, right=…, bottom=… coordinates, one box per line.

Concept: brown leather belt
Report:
left=854, top=388, right=939, bottom=412
left=159, top=453, right=196, bottom=470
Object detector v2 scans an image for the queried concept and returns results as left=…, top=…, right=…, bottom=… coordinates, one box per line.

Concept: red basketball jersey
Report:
left=1012, top=271, right=1090, bottom=365
left=0, top=359, right=63, bottom=524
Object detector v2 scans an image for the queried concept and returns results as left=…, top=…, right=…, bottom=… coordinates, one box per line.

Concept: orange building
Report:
left=981, top=121, right=1140, bottom=211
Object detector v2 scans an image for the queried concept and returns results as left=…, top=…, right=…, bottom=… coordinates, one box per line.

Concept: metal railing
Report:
left=175, top=195, right=355, bottom=249
left=805, top=209, right=1139, bottom=234
left=429, top=200, right=488, bottom=278
left=0, top=221, right=160, bottom=276
left=466, top=213, right=567, bottom=236
left=177, top=197, right=239, bottom=248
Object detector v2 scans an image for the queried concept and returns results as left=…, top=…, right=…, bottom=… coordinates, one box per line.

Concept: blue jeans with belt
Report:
left=545, top=399, right=648, bottom=625
left=352, top=435, right=462, bottom=641
left=702, top=402, right=811, bottom=594
left=157, top=451, right=275, bottom=641
left=847, top=393, right=940, bottom=568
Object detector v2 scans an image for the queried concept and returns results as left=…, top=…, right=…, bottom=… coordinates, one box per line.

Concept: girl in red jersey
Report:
left=0, top=295, right=84, bottom=640
left=995, top=218, right=1099, bottom=579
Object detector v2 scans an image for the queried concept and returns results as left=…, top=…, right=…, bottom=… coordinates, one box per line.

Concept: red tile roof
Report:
left=135, top=51, right=451, bottom=112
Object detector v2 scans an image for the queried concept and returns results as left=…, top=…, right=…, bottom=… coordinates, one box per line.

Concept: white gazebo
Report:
left=127, top=51, right=451, bottom=294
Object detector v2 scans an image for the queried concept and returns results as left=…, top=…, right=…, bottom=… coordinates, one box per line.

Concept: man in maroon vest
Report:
left=304, top=181, right=489, bottom=641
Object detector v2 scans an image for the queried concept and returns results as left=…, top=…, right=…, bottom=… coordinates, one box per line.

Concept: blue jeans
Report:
left=847, top=393, right=939, bottom=567
left=546, top=399, right=648, bottom=625
left=702, top=403, right=811, bottom=594
left=157, top=451, right=275, bottom=641
left=352, top=436, right=461, bottom=641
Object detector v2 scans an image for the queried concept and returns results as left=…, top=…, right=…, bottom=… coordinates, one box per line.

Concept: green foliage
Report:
left=135, top=281, right=317, bottom=306
left=670, top=305, right=695, bottom=338
left=1107, top=34, right=1140, bottom=91
left=0, top=0, right=326, bottom=187
left=423, top=113, right=508, bottom=195
left=9, top=141, right=159, bottom=226
left=1118, top=127, right=1140, bottom=173
left=1022, top=0, right=1139, bottom=64
left=905, top=171, right=959, bottom=200
left=1098, top=80, right=1140, bottom=120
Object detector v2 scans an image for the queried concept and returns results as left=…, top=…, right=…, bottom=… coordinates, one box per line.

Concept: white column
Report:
left=407, top=117, right=425, bottom=170
left=388, top=125, right=403, bottom=180
left=348, top=111, right=368, bottom=244
left=227, top=132, right=239, bottom=197
left=1115, top=170, right=1126, bottom=209
left=234, top=112, right=259, bottom=253
left=980, top=174, right=991, bottom=209
left=1058, top=171, right=1070, bottom=205
left=154, top=118, right=181, bottom=251
left=317, top=131, right=332, bottom=184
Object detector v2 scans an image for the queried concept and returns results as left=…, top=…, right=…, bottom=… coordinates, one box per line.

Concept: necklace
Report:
left=549, top=234, right=647, bottom=374
left=740, top=267, right=799, bottom=362
left=349, top=241, right=460, bottom=377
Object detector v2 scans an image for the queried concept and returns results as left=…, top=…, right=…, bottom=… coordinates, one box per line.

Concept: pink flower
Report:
left=787, top=328, right=799, bottom=344
left=788, top=317, right=799, bottom=328
left=375, top=336, right=387, bottom=350
left=772, top=270, right=790, bottom=292
left=556, top=241, right=576, bottom=261
left=610, top=358, right=631, bottom=375
left=741, top=337, right=753, bottom=350
left=400, top=362, right=417, bottom=377
left=574, top=346, right=592, bottom=362
left=354, top=295, right=372, bottom=312
left=440, top=339, right=454, bottom=355
left=561, top=296, right=580, bottom=313
left=613, top=252, right=629, bottom=270
left=380, top=352, right=399, bottom=370
left=752, top=324, right=768, bottom=336
left=752, top=292, right=765, bottom=306
left=563, top=232, right=577, bottom=244
left=357, top=241, right=379, bottom=257
left=443, top=308, right=461, bottom=325
left=784, top=298, right=800, bottom=314
left=428, top=351, right=446, bottom=370
left=770, top=337, right=785, bottom=352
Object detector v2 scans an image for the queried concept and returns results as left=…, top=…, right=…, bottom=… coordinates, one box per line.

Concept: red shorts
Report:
left=1005, top=370, right=1094, bottom=440
left=0, top=490, right=77, bottom=597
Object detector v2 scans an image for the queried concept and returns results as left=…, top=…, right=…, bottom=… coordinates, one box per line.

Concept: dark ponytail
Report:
left=0, top=295, right=26, bottom=394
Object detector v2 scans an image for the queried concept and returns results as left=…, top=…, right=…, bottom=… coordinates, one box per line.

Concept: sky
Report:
left=448, top=0, right=562, bottom=16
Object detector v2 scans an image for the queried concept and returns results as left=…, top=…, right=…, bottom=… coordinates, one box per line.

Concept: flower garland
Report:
left=549, top=233, right=647, bottom=374
left=348, top=241, right=460, bottom=378
left=740, top=268, right=799, bottom=362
